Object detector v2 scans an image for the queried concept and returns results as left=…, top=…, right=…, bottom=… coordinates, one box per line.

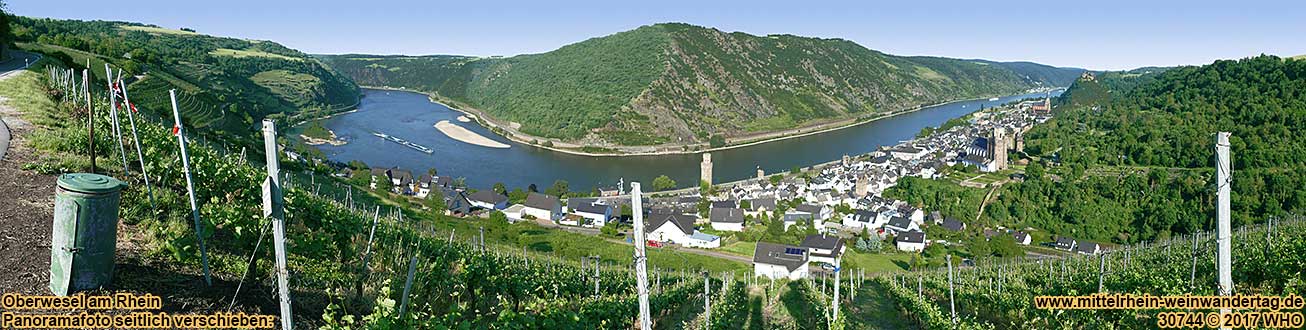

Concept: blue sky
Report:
left=8, top=0, right=1304, bottom=70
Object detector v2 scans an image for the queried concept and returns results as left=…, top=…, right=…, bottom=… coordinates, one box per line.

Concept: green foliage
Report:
left=320, top=23, right=1081, bottom=146
left=13, top=16, right=359, bottom=143
left=300, top=121, right=331, bottom=140
left=708, top=134, right=726, bottom=148
left=545, top=179, right=569, bottom=197
left=652, top=175, right=677, bottom=191
left=488, top=210, right=508, bottom=224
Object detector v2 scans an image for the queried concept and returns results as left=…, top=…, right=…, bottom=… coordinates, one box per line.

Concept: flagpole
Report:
left=170, top=89, right=212, bottom=286
left=118, top=72, right=155, bottom=209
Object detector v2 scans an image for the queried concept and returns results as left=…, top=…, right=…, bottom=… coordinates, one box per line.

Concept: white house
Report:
left=753, top=242, right=810, bottom=280
left=710, top=208, right=745, bottom=232
left=801, top=234, right=845, bottom=266
left=890, top=146, right=928, bottom=160
left=522, top=192, right=562, bottom=221
left=1075, top=240, right=1102, bottom=255
left=1013, top=231, right=1032, bottom=245
left=646, top=213, right=696, bottom=244
left=884, top=216, right=919, bottom=235
left=842, top=210, right=883, bottom=230
left=503, top=204, right=527, bottom=223
left=570, top=201, right=613, bottom=228
left=468, top=190, right=509, bottom=210
left=683, top=231, right=722, bottom=249
left=896, top=230, right=927, bottom=252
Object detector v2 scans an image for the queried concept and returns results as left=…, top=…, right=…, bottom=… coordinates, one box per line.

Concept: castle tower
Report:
left=990, top=127, right=1008, bottom=171
left=756, top=166, right=765, bottom=180
left=854, top=175, right=870, bottom=197
left=700, top=153, right=713, bottom=185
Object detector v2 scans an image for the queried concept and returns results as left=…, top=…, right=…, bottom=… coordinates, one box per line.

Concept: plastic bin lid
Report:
left=57, top=173, right=126, bottom=194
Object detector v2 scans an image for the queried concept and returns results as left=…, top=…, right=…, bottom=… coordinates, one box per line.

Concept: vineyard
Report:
left=872, top=215, right=1306, bottom=329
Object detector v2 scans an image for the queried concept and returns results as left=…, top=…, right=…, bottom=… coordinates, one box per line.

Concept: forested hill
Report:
left=318, top=23, right=1083, bottom=146
left=1001, top=55, right=1305, bottom=243
left=10, top=17, right=360, bottom=139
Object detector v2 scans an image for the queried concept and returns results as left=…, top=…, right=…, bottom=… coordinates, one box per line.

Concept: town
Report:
left=341, top=85, right=1105, bottom=281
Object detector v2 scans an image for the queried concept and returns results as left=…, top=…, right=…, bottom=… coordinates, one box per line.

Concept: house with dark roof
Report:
left=801, top=234, right=846, bottom=266
left=753, top=242, right=810, bottom=280
left=647, top=213, right=696, bottom=244
left=745, top=197, right=777, bottom=215
left=522, top=192, right=562, bottom=221
left=1013, top=231, right=1032, bottom=245
left=571, top=202, right=614, bottom=228
left=647, top=213, right=719, bottom=248
left=884, top=216, right=918, bottom=235
left=709, top=208, right=745, bottom=232
left=1075, top=240, right=1101, bottom=255
left=438, top=186, right=471, bottom=216
left=468, top=190, right=509, bottom=210
left=941, top=218, right=966, bottom=232
left=896, top=230, right=927, bottom=252
left=711, top=200, right=738, bottom=209
left=1053, top=237, right=1077, bottom=251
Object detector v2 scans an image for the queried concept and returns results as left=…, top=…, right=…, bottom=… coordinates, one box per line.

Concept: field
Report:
left=119, top=25, right=199, bottom=35
left=210, top=48, right=303, bottom=61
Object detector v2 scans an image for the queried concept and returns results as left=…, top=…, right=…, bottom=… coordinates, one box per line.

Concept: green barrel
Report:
left=50, top=173, right=126, bottom=296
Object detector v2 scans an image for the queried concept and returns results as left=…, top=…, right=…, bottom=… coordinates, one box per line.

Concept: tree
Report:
left=739, top=200, right=752, bottom=210
left=508, top=188, right=528, bottom=205
left=349, top=166, right=372, bottom=187
left=527, top=184, right=538, bottom=193
left=427, top=168, right=438, bottom=177
left=424, top=188, right=447, bottom=213
left=1025, top=162, right=1045, bottom=180
left=699, top=180, right=713, bottom=195
left=374, top=175, right=393, bottom=193
left=0, top=1, right=10, bottom=60
left=790, top=166, right=801, bottom=175
left=489, top=211, right=508, bottom=224
left=546, top=180, right=569, bottom=197
left=600, top=222, right=622, bottom=237
left=652, top=175, right=677, bottom=191
left=492, top=182, right=507, bottom=195
left=708, top=134, right=726, bottom=148
left=769, top=175, right=783, bottom=185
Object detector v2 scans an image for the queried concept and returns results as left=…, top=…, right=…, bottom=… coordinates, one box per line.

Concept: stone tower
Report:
left=700, top=153, right=713, bottom=185
left=990, top=127, right=1009, bottom=171
left=854, top=175, right=870, bottom=197
left=756, top=166, right=765, bottom=180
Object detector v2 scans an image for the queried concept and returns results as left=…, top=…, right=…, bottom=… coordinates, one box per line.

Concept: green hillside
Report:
left=10, top=17, right=360, bottom=141
left=319, top=23, right=1083, bottom=146
left=890, top=55, right=1306, bottom=244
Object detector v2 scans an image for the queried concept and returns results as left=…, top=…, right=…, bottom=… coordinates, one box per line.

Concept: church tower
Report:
left=700, top=153, right=713, bottom=185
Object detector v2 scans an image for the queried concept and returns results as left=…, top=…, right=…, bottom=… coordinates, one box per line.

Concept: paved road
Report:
left=0, top=51, right=42, bottom=161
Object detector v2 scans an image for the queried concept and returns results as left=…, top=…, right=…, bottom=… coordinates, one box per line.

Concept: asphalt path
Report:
left=0, top=51, right=42, bottom=161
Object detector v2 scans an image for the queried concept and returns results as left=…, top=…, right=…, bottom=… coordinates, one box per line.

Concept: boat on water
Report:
left=371, top=131, right=434, bottom=154
left=988, top=97, right=1000, bottom=101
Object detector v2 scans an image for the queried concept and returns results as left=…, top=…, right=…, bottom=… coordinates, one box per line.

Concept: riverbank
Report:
left=360, top=86, right=1034, bottom=158
left=434, top=120, right=510, bottom=149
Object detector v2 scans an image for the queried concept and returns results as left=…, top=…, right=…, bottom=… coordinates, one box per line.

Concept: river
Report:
left=313, top=88, right=1061, bottom=191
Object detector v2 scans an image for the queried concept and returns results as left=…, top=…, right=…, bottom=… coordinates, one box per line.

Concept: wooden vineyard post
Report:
left=103, top=64, right=129, bottom=176
left=1190, top=232, right=1199, bottom=288
left=1098, top=253, right=1106, bottom=293
left=704, top=271, right=711, bottom=330
left=630, top=182, right=652, bottom=330
left=398, top=249, right=419, bottom=319
left=357, top=206, right=380, bottom=296
left=169, top=90, right=212, bottom=285
left=84, top=69, right=97, bottom=173
left=832, top=265, right=841, bottom=325
left=947, top=255, right=956, bottom=324
left=261, top=119, right=293, bottom=330
left=117, top=75, right=154, bottom=209
left=592, top=256, right=601, bottom=298
left=1215, top=132, right=1233, bottom=328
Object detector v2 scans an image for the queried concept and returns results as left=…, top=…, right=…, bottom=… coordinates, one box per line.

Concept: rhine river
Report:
left=314, top=88, right=1061, bottom=191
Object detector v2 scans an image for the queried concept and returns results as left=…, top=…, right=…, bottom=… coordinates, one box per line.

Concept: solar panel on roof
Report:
left=784, top=248, right=804, bottom=255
